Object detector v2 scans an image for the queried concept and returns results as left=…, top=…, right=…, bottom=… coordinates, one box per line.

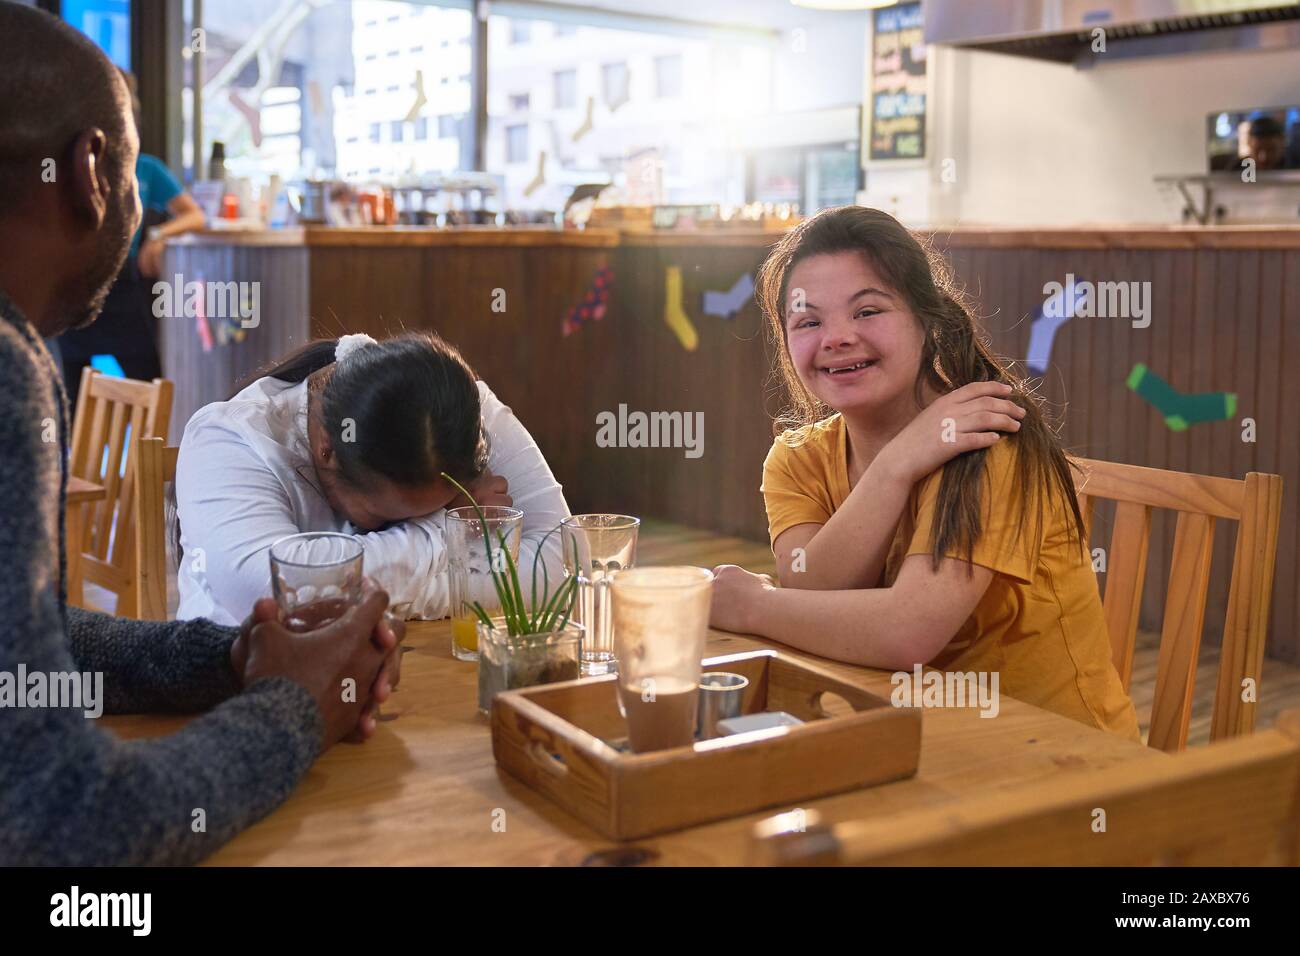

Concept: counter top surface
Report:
left=175, top=222, right=1300, bottom=250
left=102, top=620, right=1161, bottom=866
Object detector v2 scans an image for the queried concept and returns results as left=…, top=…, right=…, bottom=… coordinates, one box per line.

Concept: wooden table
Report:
left=65, top=476, right=105, bottom=608
left=103, top=621, right=1165, bottom=865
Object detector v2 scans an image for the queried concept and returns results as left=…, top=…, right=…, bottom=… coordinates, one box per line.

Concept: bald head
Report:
left=0, top=1, right=134, bottom=217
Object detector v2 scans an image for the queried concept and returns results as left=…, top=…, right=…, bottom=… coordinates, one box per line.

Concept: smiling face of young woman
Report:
left=784, top=250, right=927, bottom=425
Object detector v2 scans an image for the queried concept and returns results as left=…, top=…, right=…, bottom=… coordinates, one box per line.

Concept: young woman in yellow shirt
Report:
left=708, top=206, right=1140, bottom=740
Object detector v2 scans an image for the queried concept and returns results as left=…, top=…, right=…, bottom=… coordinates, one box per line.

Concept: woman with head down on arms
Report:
left=175, top=331, right=570, bottom=625
left=708, top=206, right=1140, bottom=739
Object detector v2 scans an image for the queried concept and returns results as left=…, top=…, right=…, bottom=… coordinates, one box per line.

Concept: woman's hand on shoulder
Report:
left=876, top=381, right=1024, bottom=487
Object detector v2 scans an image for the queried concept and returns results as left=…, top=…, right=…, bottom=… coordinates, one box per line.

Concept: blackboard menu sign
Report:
left=869, top=1, right=926, bottom=161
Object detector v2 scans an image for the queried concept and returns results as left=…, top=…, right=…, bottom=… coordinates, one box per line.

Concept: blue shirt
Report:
left=132, top=153, right=182, bottom=256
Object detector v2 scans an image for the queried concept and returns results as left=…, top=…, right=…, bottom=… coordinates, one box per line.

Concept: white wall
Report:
left=924, top=43, right=1300, bottom=226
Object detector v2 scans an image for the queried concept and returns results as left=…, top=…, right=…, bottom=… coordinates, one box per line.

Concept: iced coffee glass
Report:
left=610, top=566, right=714, bottom=753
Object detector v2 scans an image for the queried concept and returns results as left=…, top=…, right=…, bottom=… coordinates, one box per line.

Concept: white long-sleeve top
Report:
left=175, top=375, right=570, bottom=625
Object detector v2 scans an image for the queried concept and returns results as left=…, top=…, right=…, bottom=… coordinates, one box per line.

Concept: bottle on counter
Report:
left=208, top=141, right=227, bottom=183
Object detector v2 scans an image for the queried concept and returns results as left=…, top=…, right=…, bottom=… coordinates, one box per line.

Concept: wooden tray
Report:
left=491, top=649, right=922, bottom=840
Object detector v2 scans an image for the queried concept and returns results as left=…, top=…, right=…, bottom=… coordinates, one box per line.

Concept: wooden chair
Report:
left=750, top=710, right=1300, bottom=866
left=1073, top=457, right=1282, bottom=752
left=132, top=437, right=181, bottom=621
left=67, top=368, right=173, bottom=617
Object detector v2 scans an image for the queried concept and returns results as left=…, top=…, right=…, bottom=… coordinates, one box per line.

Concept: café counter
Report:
left=161, top=223, right=1300, bottom=663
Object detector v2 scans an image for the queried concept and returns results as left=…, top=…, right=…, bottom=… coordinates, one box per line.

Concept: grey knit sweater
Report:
left=0, top=287, right=324, bottom=865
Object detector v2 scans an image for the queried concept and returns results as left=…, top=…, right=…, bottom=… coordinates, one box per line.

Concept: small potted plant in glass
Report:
left=444, top=475, right=584, bottom=714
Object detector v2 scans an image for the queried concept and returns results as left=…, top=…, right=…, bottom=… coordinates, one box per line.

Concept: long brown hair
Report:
left=756, top=206, right=1085, bottom=568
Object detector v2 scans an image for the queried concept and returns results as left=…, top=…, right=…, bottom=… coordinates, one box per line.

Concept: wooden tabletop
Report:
left=103, top=621, right=1164, bottom=866
left=67, top=476, right=105, bottom=506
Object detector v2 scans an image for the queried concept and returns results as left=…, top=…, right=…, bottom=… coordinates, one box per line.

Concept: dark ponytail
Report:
left=250, top=339, right=340, bottom=386
left=247, top=332, right=489, bottom=491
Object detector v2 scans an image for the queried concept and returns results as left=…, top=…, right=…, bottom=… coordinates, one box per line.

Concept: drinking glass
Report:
left=610, top=566, right=714, bottom=753
left=446, top=506, right=523, bottom=661
left=269, top=532, right=365, bottom=632
left=561, top=514, right=640, bottom=676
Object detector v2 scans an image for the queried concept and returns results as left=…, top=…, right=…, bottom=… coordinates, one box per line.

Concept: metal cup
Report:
left=696, top=671, right=750, bottom=740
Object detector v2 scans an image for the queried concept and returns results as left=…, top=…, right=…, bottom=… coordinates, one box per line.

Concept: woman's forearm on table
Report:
left=781, top=458, right=911, bottom=591
left=742, top=585, right=919, bottom=670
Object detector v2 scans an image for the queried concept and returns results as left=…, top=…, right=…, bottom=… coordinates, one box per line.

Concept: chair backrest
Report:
left=1072, top=457, right=1282, bottom=752
left=68, top=368, right=173, bottom=617
left=751, top=710, right=1300, bottom=866
left=132, top=437, right=181, bottom=621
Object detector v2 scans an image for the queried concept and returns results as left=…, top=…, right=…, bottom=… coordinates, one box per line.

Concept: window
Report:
left=364, top=53, right=377, bottom=61
left=655, top=55, right=683, bottom=98
left=553, top=69, right=577, bottom=109
left=506, top=124, right=529, bottom=164
left=364, top=88, right=377, bottom=97
left=369, top=123, right=381, bottom=144
left=485, top=12, right=775, bottom=211
left=438, top=114, right=459, bottom=139
left=387, top=49, right=400, bottom=58
left=602, top=62, right=628, bottom=109
left=391, top=121, right=404, bottom=142
left=386, top=84, right=400, bottom=93
left=510, top=21, right=531, bottom=44
left=414, top=117, right=428, bottom=141
left=411, top=45, right=424, bottom=53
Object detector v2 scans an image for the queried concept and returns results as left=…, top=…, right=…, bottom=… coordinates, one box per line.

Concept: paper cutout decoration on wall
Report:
left=562, top=264, right=614, bottom=337
left=228, top=89, right=263, bottom=148
left=405, top=70, right=427, bottom=124
left=1126, top=363, right=1237, bottom=431
left=195, top=312, right=214, bottom=353
left=702, top=272, right=755, bottom=320
left=663, top=266, right=698, bottom=351
left=523, top=150, right=547, bottom=197
left=307, top=80, right=324, bottom=117
left=606, top=69, right=630, bottom=113
left=571, top=96, right=594, bottom=142
left=1025, top=276, right=1091, bottom=375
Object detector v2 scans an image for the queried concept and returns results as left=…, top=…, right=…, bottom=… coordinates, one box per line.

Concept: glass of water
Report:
left=446, top=506, right=523, bottom=661
left=561, top=514, right=640, bottom=676
left=269, top=532, right=365, bottom=632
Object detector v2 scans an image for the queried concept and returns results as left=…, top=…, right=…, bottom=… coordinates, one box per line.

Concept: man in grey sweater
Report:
left=0, top=3, right=402, bottom=865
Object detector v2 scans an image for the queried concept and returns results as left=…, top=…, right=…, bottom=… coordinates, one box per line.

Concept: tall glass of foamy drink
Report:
left=269, top=532, right=365, bottom=632
left=610, top=566, right=714, bottom=752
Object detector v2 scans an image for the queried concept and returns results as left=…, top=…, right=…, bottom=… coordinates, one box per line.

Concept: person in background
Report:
left=57, top=68, right=206, bottom=409
left=0, top=1, right=399, bottom=866
left=1243, top=115, right=1289, bottom=171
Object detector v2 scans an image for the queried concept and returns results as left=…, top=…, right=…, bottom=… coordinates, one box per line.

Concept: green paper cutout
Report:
left=1126, top=363, right=1236, bottom=431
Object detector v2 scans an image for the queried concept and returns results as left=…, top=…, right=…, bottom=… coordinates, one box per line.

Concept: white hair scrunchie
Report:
left=334, top=333, right=378, bottom=364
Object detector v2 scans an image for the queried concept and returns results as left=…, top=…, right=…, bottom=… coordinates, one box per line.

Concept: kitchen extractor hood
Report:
left=924, top=0, right=1300, bottom=65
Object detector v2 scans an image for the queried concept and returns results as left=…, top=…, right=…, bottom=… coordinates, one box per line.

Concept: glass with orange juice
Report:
left=446, top=506, right=523, bottom=661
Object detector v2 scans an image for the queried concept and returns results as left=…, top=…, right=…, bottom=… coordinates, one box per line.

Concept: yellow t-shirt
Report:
left=761, top=413, right=1141, bottom=741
